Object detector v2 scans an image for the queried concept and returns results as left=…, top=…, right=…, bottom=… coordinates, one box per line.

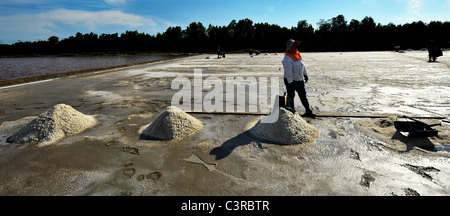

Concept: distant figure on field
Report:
left=217, top=46, right=226, bottom=59
left=282, top=39, right=315, bottom=118
left=427, top=40, right=443, bottom=62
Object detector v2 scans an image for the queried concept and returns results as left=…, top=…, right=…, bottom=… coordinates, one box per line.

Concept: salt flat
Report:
left=0, top=51, right=448, bottom=196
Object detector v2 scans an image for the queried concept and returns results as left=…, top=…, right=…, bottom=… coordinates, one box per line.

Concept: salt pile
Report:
left=246, top=108, right=319, bottom=145
left=6, top=104, right=97, bottom=147
left=141, top=106, right=203, bottom=140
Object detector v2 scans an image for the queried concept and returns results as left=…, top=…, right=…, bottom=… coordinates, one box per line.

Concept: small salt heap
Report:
left=141, top=106, right=203, bottom=140
left=6, top=104, right=97, bottom=147
left=246, top=108, right=319, bottom=145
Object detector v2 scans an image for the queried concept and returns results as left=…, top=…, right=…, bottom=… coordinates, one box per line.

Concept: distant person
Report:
left=282, top=39, right=315, bottom=118
left=427, top=39, right=443, bottom=62
left=217, top=46, right=225, bottom=59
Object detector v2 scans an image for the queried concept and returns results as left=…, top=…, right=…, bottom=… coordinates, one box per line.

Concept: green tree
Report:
left=293, top=20, right=314, bottom=50
left=161, top=26, right=183, bottom=51
left=184, top=22, right=207, bottom=41
left=183, top=22, right=207, bottom=51
left=235, top=18, right=254, bottom=41
left=48, top=36, right=59, bottom=44
left=331, top=15, right=347, bottom=32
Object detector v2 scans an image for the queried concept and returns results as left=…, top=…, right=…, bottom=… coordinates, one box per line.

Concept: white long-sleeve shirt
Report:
left=282, top=55, right=307, bottom=83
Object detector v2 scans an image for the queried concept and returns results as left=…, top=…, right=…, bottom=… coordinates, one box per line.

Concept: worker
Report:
left=282, top=39, right=316, bottom=118
left=217, top=46, right=226, bottom=58
left=427, top=39, right=443, bottom=62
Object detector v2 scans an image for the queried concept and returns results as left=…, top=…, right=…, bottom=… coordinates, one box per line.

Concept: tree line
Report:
left=1, top=14, right=449, bottom=56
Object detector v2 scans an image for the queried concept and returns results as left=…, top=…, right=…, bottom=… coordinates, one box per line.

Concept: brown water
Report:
left=0, top=54, right=172, bottom=81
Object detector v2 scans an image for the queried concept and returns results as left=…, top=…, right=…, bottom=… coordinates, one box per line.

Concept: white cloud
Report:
left=397, top=0, right=450, bottom=23
left=104, top=0, right=129, bottom=7
left=394, top=0, right=425, bottom=22
left=267, top=6, right=275, bottom=13
left=47, top=9, right=156, bottom=28
left=0, top=9, right=157, bottom=43
left=406, top=0, right=423, bottom=16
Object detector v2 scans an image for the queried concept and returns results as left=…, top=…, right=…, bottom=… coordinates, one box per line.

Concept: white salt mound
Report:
left=141, top=106, right=203, bottom=140
left=246, top=108, right=319, bottom=145
left=6, top=104, right=97, bottom=147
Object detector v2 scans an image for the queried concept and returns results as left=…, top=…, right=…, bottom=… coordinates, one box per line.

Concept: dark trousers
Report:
left=284, top=78, right=312, bottom=113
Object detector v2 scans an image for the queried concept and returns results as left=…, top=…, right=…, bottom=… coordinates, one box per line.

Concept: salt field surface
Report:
left=0, top=51, right=448, bottom=196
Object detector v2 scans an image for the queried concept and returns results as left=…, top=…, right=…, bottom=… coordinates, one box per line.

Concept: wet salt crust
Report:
left=246, top=108, right=319, bottom=145
left=6, top=104, right=97, bottom=147
left=141, top=106, right=204, bottom=140
left=355, top=116, right=450, bottom=153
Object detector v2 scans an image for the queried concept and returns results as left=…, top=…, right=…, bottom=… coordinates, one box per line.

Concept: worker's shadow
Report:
left=209, top=132, right=264, bottom=160
left=391, top=131, right=435, bottom=152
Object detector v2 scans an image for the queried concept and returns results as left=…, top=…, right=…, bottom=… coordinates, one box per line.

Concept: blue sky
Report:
left=1, top=0, right=449, bottom=44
